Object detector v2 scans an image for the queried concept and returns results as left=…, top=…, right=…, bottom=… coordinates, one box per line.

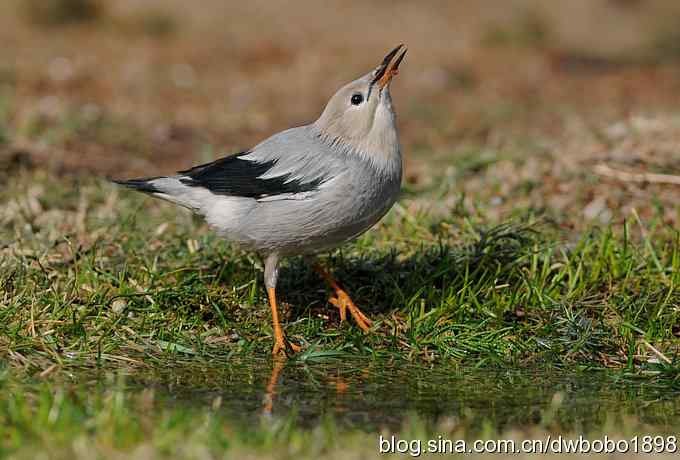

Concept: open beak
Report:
left=372, top=44, right=407, bottom=90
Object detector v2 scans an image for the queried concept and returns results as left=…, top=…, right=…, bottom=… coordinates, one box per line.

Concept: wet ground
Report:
left=12, top=358, right=678, bottom=435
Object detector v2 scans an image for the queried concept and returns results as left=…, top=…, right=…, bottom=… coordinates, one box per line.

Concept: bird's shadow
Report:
left=275, top=222, right=541, bottom=318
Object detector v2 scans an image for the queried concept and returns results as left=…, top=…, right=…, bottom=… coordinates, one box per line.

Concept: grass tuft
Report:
left=1, top=173, right=677, bottom=380
left=21, top=0, right=104, bottom=27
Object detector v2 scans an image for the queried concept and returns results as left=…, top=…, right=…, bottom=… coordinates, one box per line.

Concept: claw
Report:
left=329, top=289, right=373, bottom=333
left=268, top=286, right=302, bottom=357
left=314, top=263, right=374, bottom=333
left=329, top=296, right=347, bottom=322
left=272, top=337, right=301, bottom=357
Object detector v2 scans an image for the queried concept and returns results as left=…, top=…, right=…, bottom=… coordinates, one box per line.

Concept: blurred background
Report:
left=1, top=0, right=679, bottom=228
left=2, top=5, right=679, bottom=455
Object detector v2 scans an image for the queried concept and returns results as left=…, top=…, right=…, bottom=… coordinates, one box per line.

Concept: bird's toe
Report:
left=272, top=337, right=302, bottom=357
left=329, top=290, right=373, bottom=333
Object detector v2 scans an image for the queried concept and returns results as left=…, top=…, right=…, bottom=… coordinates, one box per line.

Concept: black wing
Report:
left=178, top=152, right=323, bottom=199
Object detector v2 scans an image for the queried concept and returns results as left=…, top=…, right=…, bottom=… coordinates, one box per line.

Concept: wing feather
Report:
left=179, top=151, right=324, bottom=199
left=178, top=126, right=343, bottom=199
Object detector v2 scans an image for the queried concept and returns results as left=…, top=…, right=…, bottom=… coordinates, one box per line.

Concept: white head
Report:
left=314, top=45, right=407, bottom=168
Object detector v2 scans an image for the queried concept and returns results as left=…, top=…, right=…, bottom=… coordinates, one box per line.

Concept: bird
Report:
left=114, top=44, right=407, bottom=356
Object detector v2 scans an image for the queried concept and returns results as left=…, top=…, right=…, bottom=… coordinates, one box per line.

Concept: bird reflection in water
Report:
left=261, top=358, right=356, bottom=417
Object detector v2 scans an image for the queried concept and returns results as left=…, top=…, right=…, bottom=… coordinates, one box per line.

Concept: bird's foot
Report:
left=312, top=263, right=373, bottom=333
left=267, top=284, right=301, bottom=357
left=329, top=289, right=373, bottom=333
left=272, top=333, right=301, bottom=357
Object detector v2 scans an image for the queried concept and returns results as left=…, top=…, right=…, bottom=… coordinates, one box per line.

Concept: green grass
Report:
left=1, top=170, right=678, bottom=374
left=1, top=364, right=679, bottom=459
left=3, top=1, right=680, bottom=456
left=1, top=169, right=679, bottom=458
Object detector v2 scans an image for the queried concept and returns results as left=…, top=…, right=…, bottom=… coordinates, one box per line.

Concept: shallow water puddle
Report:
left=3, top=358, right=680, bottom=435
left=68, top=357, right=680, bottom=432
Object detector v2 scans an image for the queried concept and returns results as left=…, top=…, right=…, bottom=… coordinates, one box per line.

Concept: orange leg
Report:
left=313, top=264, right=373, bottom=332
left=262, top=356, right=285, bottom=416
left=268, top=287, right=301, bottom=356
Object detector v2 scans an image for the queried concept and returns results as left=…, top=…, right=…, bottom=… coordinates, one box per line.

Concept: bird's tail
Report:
left=112, top=175, right=206, bottom=211
left=111, top=177, right=163, bottom=194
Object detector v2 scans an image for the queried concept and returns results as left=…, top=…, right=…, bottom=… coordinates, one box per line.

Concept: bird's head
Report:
left=314, top=44, right=407, bottom=161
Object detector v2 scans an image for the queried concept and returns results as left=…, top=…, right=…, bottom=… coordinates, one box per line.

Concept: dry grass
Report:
left=1, top=0, right=678, bottom=231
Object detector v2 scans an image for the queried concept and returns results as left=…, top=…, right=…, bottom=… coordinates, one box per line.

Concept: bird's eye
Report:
left=350, top=93, right=364, bottom=105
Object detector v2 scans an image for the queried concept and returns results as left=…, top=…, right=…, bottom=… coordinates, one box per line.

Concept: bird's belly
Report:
left=306, top=192, right=396, bottom=252
left=239, top=170, right=400, bottom=254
